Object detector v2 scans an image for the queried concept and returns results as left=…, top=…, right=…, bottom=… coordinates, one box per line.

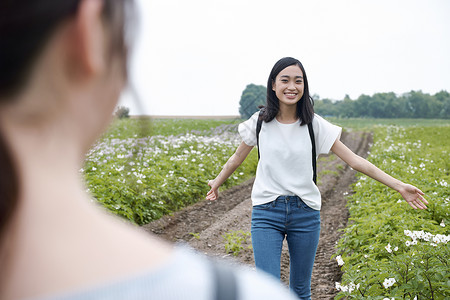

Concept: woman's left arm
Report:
left=331, top=139, right=428, bottom=210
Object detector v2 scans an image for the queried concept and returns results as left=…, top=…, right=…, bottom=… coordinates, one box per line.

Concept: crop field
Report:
left=82, top=117, right=449, bottom=299
left=334, top=124, right=449, bottom=299
left=83, top=118, right=257, bottom=225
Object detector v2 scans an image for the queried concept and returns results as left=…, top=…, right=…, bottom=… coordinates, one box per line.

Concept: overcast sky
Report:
left=119, top=0, right=450, bottom=116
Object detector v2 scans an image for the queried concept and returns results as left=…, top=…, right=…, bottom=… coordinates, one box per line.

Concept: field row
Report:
left=335, top=125, right=449, bottom=299
left=83, top=118, right=257, bottom=224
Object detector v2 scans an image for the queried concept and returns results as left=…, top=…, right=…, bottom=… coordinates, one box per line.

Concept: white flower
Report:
left=397, top=199, right=403, bottom=203
left=403, top=230, right=450, bottom=245
left=336, top=255, right=345, bottom=266
left=337, top=282, right=348, bottom=292
left=335, top=282, right=359, bottom=293
left=394, top=247, right=398, bottom=251
left=441, top=220, right=445, bottom=227
left=385, top=243, right=392, bottom=253
left=347, top=282, right=357, bottom=293
left=436, top=234, right=450, bottom=244
left=383, top=277, right=396, bottom=289
left=432, top=235, right=442, bottom=244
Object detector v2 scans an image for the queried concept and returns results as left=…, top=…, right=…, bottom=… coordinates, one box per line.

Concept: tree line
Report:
left=314, top=90, right=450, bottom=119
left=238, top=84, right=450, bottom=119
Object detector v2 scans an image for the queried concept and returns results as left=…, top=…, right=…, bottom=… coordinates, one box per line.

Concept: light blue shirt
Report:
left=34, top=247, right=298, bottom=300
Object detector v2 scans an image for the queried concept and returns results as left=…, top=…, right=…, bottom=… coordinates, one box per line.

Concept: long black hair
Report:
left=0, top=0, right=134, bottom=239
left=261, top=57, right=314, bottom=126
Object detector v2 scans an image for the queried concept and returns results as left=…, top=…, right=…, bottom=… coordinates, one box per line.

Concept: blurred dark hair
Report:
left=261, top=57, right=314, bottom=126
left=0, top=0, right=134, bottom=239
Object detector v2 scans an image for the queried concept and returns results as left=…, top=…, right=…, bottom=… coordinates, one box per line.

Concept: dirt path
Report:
left=143, top=131, right=372, bottom=300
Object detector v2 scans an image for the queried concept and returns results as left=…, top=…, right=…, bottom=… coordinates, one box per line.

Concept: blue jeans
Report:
left=251, top=195, right=321, bottom=300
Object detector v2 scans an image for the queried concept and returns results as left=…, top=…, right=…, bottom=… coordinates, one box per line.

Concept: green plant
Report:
left=190, top=232, right=200, bottom=240
left=321, top=169, right=339, bottom=176
left=83, top=118, right=258, bottom=225
left=335, top=126, right=450, bottom=299
left=223, top=230, right=252, bottom=256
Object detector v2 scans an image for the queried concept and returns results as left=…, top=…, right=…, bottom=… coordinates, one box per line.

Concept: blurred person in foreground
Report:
left=0, top=1, right=299, bottom=299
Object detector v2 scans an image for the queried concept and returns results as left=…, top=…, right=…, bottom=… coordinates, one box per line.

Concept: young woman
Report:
left=206, top=57, right=428, bottom=300
left=0, top=1, right=300, bottom=299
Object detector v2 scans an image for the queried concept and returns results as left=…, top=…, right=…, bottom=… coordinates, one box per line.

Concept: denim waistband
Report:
left=275, top=195, right=301, bottom=202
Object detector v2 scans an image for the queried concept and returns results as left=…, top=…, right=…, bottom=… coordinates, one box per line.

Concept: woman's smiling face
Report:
left=272, top=64, right=304, bottom=107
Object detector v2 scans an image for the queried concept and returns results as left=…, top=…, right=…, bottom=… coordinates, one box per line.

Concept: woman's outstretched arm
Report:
left=331, top=139, right=428, bottom=209
left=206, top=142, right=254, bottom=201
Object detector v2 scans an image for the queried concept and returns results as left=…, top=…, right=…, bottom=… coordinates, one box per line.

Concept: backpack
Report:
left=256, top=109, right=317, bottom=184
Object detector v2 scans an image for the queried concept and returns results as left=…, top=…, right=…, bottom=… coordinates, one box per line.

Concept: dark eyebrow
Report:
left=280, top=75, right=303, bottom=79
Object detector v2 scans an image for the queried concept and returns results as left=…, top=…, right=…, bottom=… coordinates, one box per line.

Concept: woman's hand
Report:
left=331, top=139, right=429, bottom=210
left=205, top=142, right=253, bottom=201
left=206, top=180, right=219, bottom=201
left=398, top=183, right=428, bottom=209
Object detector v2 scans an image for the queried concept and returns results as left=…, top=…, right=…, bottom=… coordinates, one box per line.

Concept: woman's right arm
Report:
left=206, top=141, right=254, bottom=201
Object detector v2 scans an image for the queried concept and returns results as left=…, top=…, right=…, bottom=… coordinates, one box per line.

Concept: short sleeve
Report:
left=312, top=114, right=342, bottom=155
left=238, top=112, right=260, bottom=147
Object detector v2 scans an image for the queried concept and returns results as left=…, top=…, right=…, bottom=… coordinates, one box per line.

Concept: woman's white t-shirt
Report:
left=238, top=112, right=341, bottom=210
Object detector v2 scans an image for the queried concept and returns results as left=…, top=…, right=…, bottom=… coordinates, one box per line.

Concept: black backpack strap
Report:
left=307, top=122, right=317, bottom=184
left=256, top=109, right=264, bottom=160
left=212, top=261, right=238, bottom=300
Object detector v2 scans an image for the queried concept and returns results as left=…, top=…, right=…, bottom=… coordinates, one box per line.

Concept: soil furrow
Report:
left=142, top=131, right=372, bottom=299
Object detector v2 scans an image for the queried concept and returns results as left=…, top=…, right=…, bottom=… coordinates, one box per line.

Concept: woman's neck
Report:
left=276, top=104, right=298, bottom=124
left=0, top=129, right=91, bottom=298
